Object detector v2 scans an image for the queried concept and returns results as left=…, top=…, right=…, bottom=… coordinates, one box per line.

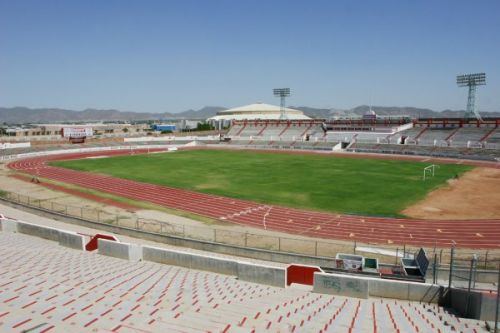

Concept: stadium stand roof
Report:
left=208, top=103, right=311, bottom=121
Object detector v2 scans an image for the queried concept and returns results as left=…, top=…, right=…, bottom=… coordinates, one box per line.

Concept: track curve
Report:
left=7, top=149, right=500, bottom=249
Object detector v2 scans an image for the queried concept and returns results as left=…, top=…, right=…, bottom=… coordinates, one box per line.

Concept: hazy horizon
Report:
left=1, top=0, right=499, bottom=113
left=2, top=104, right=500, bottom=115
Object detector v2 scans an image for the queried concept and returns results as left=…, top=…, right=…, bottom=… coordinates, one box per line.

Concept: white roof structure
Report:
left=208, top=103, right=311, bottom=121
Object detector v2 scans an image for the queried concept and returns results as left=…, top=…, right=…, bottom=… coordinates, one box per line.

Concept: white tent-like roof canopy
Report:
left=208, top=103, right=311, bottom=121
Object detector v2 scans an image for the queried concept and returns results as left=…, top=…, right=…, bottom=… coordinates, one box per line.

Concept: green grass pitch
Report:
left=51, top=150, right=472, bottom=217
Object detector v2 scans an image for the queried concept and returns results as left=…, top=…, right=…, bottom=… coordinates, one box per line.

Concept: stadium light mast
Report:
left=456, top=73, right=486, bottom=122
left=273, top=88, right=291, bottom=120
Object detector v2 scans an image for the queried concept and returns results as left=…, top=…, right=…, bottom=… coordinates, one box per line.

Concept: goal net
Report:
left=423, top=164, right=439, bottom=181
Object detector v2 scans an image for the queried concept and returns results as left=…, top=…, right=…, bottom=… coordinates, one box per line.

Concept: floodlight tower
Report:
left=456, top=73, right=486, bottom=121
left=273, top=88, right=291, bottom=120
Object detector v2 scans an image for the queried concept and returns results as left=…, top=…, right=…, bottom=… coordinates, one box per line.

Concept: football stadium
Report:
left=1, top=107, right=500, bottom=332
left=1, top=1, right=500, bottom=331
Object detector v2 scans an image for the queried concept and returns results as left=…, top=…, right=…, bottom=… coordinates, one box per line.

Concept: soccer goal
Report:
left=423, top=164, right=439, bottom=181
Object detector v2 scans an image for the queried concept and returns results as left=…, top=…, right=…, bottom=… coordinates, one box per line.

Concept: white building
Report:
left=208, top=103, right=310, bottom=128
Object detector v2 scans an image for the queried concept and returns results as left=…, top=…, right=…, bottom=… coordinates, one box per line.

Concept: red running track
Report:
left=7, top=149, right=500, bottom=249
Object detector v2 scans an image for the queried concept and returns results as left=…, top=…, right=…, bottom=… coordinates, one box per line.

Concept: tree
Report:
left=196, top=123, right=215, bottom=131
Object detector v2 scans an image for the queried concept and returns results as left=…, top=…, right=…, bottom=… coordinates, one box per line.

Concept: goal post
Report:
left=423, top=164, right=439, bottom=181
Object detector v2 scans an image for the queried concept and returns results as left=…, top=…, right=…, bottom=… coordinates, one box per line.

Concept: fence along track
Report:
left=1, top=190, right=499, bottom=269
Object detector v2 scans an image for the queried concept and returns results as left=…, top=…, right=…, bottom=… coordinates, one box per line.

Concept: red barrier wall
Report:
left=286, top=264, right=322, bottom=286
left=85, top=233, right=119, bottom=251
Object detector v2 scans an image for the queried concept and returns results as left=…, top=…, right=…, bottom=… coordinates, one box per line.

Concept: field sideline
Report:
left=50, top=150, right=471, bottom=217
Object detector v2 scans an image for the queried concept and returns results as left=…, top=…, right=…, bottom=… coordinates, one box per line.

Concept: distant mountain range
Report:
left=0, top=106, right=226, bottom=124
left=1, top=105, right=499, bottom=125
left=294, top=105, right=500, bottom=119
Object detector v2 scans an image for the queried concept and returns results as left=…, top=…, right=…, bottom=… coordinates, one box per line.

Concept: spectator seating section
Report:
left=228, top=122, right=324, bottom=141
left=349, top=142, right=500, bottom=161
left=416, top=128, right=456, bottom=145
left=451, top=127, right=493, bottom=145
left=0, top=232, right=486, bottom=333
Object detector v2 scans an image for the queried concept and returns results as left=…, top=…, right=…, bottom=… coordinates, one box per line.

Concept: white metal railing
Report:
left=124, top=136, right=221, bottom=142
left=0, top=144, right=178, bottom=162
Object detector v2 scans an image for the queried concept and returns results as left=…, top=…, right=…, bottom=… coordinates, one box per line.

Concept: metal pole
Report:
left=395, top=248, right=399, bottom=265
left=465, top=256, right=475, bottom=317
left=353, top=241, right=357, bottom=254
left=403, top=244, right=406, bottom=258
left=433, top=253, right=438, bottom=285
left=494, top=263, right=500, bottom=333
left=472, top=255, right=478, bottom=289
left=448, top=246, right=455, bottom=289
left=315, top=241, right=318, bottom=256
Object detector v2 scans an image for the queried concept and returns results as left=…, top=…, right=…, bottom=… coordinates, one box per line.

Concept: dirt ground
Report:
left=402, top=167, right=500, bottom=220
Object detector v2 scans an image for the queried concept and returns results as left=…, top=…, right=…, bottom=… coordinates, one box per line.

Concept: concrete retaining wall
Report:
left=237, top=262, right=286, bottom=288
left=448, top=288, right=499, bottom=321
left=142, top=245, right=238, bottom=276
left=190, top=252, right=238, bottom=276
left=58, top=230, right=86, bottom=250
left=0, top=219, right=18, bottom=233
left=448, top=288, right=482, bottom=319
left=479, top=293, right=500, bottom=321
left=1, top=218, right=86, bottom=251
left=407, top=281, right=443, bottom=303
left=370, top=277, right=442, bottom=303
left=313, top=272, right=369, bottom=299
left=17, top=221, right=61, bottom=242
left=98, top=239, right=142, bottom=262
left=313, top=272, right=442, bottom=302
left=142, top=245, right=286, bottom=287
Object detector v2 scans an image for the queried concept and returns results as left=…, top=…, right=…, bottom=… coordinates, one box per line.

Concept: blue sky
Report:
left=1, top=0, right=499, bottom=113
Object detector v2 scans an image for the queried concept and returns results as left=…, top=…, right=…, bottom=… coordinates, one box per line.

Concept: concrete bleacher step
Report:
left=0, top=231, right=491, bottom=332
left=232, top=295, right=347, bottom=332
left=157, top=312, right=231, bottom=331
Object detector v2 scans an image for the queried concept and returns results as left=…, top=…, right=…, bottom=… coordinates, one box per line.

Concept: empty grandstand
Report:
left=223, top=117, right=500, bottom=160
left=0, top=215, right=493, bottom=333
